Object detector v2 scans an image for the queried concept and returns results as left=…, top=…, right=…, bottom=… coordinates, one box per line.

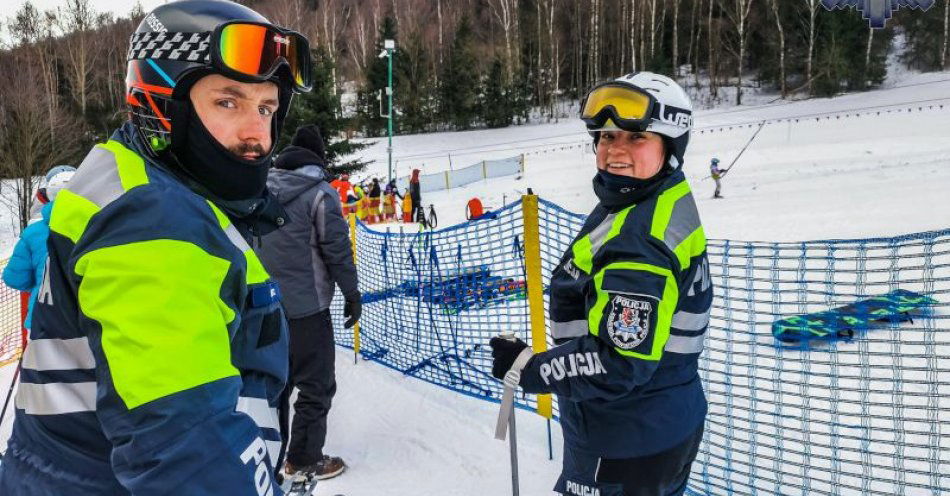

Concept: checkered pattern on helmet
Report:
left=127, top=31, right=211, bottom=63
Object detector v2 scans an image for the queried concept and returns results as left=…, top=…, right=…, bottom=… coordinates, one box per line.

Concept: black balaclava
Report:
left=163, top=79, right=278, bottom=202
left=173, top=105, right=271, bottom=201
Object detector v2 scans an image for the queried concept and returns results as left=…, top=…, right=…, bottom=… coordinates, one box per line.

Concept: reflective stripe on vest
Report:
left=16, top=381, right=97, bottom=415
left=651, top=180, right=706, bottom=271
left=236, top=396, right=281, bottom=463
left=50, top=140, right=149, bottom=244
left=664, top=333, right=706, bottom=354
left=206, top=201, right=271, bottom=285
left=550, top=320, right=589, bottom=340
left=21, top=337, right=96, bottom=371
left=571, top=206, right=634, bottom=275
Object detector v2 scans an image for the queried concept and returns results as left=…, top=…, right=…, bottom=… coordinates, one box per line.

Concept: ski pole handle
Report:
left=494, top=334, right=534, bottom=441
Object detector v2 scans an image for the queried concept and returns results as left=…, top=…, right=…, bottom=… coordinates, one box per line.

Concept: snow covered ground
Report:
left=0, top=68, right=948, bottom=495
left=355, top=71, right=950, bottom=241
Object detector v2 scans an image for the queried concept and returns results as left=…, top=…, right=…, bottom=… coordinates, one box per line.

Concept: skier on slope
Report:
left=0, top=1, right=311, bottom=494
left=490, top=72, right=712, bottom=496
left=710, top=157, right=724, bottom=199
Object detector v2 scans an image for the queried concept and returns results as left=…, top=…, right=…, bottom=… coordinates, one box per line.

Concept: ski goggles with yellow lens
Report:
left=580, top=81, right=656, bottom=132
left=128, top=21, right=312, bottom=93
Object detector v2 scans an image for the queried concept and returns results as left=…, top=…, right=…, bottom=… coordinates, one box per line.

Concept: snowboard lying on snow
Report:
left=772, top=289, right=937, bottom=346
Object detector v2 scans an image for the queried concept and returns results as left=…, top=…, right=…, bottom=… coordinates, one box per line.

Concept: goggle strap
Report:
left=128, top=31, right=212, bottom=63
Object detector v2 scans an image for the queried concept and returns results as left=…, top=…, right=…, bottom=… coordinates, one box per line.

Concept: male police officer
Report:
left=0, top=1, right=312, bottom=494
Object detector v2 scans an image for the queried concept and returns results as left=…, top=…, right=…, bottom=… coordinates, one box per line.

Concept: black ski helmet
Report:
left=125, top=0, right=310, bottom=156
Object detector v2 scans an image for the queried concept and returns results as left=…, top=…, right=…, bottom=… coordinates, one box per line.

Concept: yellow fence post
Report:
left=349, top=214, right=360, bottom=364
left=521, top=194, right=552, bottom=420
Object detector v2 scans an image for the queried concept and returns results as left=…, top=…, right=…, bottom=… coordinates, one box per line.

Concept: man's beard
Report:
left=229, top=141, right=268, bottom=160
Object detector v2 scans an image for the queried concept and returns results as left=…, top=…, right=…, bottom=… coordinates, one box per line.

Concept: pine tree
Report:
left=481, top=57, right=513, bottom=128
left=440, top=15, right=479, bottom=130
left=396, top=32, right=436, bottom=134
left=280, top=45, right=370, bottom=176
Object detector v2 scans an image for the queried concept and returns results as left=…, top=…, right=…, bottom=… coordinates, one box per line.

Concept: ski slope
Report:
left=1, top=69, right=948, bottom=495
left=354, top=71, right=950, bottom=241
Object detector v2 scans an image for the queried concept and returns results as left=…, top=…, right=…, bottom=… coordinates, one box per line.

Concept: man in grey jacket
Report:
left=258, top=124, right=361, bottom=480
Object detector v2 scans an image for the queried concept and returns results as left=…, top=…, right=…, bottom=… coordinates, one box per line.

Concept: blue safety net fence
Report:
left=328, top=198, right=950, bottom=496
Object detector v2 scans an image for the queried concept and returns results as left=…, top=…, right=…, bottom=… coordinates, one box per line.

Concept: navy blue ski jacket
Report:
left=0, top=123, right=289, bottom=495
left=520, top=169, right=711, bottom=458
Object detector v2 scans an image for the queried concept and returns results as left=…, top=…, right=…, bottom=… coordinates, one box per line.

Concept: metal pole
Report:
left=387, top=44, right=394, bottom=184
left=508, top=408, right=520, bottom=496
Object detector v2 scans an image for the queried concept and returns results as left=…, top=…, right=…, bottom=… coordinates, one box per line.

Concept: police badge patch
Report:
left=605, top=294, right=653, bottom=350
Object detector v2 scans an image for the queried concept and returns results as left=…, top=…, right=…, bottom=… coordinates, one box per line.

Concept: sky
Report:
left=1, top=0, right=168, bottom=43
left=3, top=0, right=168, bottom=19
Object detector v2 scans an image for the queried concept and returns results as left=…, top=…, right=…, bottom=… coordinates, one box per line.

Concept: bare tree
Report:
left=942, top=0, right=949, bottom=69
left=630, top=0, right=638, bottom=72
left=672, top=0, right=679, bottom=78
left=768, top=0, right=787, bottom=98
left=437, top=0, right=444, bottom=66
left=10, top=4, right=61, bottom=144
left=689, top=0, right=702, bottom=90
left=803, top=0, right=819, bottom=94
left=60, top=0, right=100, bottom=115
left=347, top=7, right=372, bottom=78
left=720, top=0, right=755, bottom=105
left=0, top=52, right=82, bottom=231
left=707, top=0, right=717, bottom=99
left=490, top=0, right=518, bottom=83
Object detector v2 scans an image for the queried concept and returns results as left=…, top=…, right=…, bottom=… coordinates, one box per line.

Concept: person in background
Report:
left=710, top=158, right=724, bottom=199
left=257, top=124, right=360, bottom=481
left=402, top=187, right=413, bottom=223
left=368, top=177, right=382, bottom=224
left=382, top=179, right=400, bottom=222
left=330, top=173, right=354, bottom=216
left=409, top=169, right=422, bottom=222
left=2, top=166, right=77, bottom=331
left=355, top=184, right=369, bottom=222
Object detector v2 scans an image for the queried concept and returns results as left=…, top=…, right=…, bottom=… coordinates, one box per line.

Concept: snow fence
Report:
left=327, top=196, right=950, bottom=496
left=394, top=155, right=524, bottom=194
left=0, top=195, right=946, bottom=495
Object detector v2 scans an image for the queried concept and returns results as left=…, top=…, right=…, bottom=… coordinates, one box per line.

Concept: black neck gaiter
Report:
left=172, top=106, right=272, bottom=201
left=593, top=169, right=670, bottom=208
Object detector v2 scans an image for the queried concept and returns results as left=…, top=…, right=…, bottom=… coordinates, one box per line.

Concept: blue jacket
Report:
left=520, top=170, right=711, bottom=458
left=2, top=202, right=53, bottom=329
left=0, top=124, right=290, bottom=496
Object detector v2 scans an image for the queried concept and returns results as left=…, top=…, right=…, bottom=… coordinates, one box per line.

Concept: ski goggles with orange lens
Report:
left=214, top=22, right=312, bottom=93
left=128, top=21, right=312, bottom=93
left=580, top=82, right=656, bottom=132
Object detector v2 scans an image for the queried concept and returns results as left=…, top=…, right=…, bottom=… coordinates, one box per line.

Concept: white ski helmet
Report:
left=581, top=72, right=693, bottom=170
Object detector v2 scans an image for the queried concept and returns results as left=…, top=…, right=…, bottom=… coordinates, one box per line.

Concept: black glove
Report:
left=343, top=291, right=362, bottom=328
left=489, top=336, right=529, bottom=380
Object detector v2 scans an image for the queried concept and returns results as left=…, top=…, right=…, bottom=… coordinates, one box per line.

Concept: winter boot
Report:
left=285, top=455, right=347, bottom=481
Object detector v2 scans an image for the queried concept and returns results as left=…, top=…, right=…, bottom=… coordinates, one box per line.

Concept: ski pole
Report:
left=494, top=332, right=534, bottom=496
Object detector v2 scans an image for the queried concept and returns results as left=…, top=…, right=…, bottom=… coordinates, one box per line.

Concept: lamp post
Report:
left=379, top=39, right=395, bottom=183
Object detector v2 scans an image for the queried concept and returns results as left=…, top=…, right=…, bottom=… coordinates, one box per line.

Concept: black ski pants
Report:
left=555, top=425, right=705, bottom=496
left=277, top=310, right=337, bottom=468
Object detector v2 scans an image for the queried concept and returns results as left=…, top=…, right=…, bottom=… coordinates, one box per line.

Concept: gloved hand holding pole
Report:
left=490, top=333, right=534, bottom=496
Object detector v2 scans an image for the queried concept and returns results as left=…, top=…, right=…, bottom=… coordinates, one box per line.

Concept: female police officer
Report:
left=491, top=72, right=712, bottom=496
